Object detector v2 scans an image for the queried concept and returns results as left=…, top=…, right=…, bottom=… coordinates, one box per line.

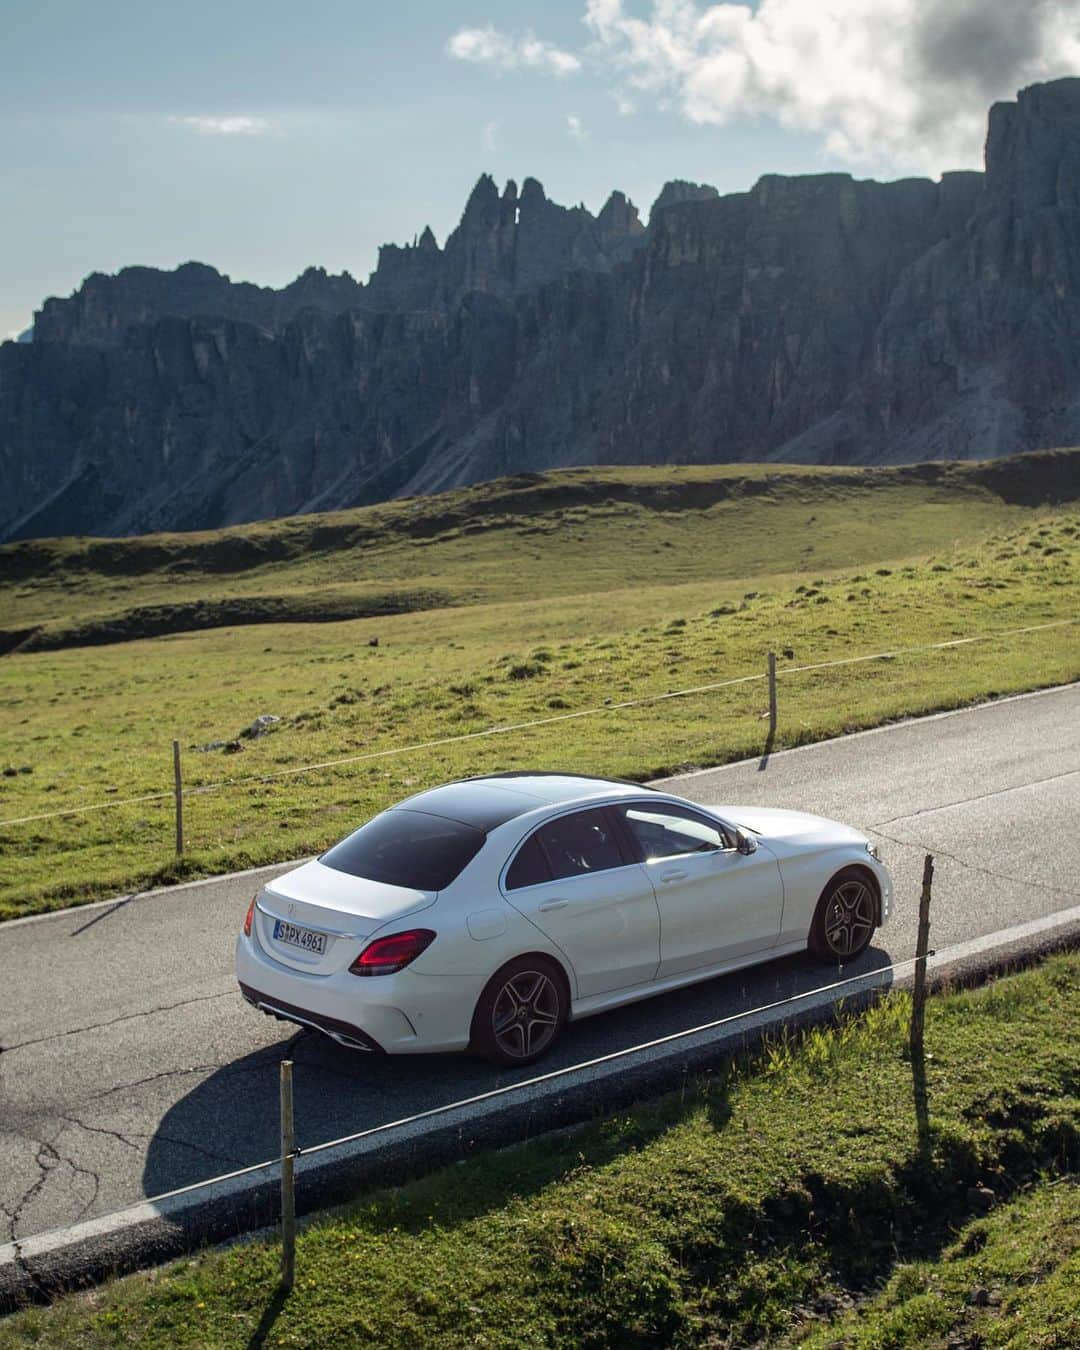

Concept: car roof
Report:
left=394, top=773, right=652, bottom=831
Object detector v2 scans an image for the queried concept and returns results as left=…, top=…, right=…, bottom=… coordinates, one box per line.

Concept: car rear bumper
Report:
left=235, top=934, right=478, bottom=1054
left=239, top=983, right=385, bottom=1052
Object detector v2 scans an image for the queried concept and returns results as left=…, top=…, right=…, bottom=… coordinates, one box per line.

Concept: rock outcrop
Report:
left=31, top=262, right=368, bottom=347
left=4, top=80, right=1080, bottom=542
left=364, top=175, right=645, bottom=312
left=650, top=180, right=720, bottom=215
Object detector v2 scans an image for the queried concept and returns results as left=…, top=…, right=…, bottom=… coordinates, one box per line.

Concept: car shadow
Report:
left=142, top=944, right=895, bottom=1209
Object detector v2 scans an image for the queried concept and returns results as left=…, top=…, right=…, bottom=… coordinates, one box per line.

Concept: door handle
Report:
left=660, top=870, right=688, bottom=884
left=537, top=898, right=569, bottom=912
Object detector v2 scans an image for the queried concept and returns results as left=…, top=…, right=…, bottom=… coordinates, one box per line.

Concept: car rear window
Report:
left=320, top=809, right=485, bottom=891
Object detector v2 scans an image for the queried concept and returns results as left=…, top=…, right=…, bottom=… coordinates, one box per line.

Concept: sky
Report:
left=3, top=0, right=1079, bottom=340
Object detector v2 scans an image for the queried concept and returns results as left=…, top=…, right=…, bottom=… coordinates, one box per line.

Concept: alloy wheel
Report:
left=824, top=879, right=876, bottom=957
left=491, top=970, right=560, bottom=1060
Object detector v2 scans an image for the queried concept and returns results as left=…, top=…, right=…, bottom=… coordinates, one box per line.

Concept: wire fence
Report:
left=16, top=889, right=1080, bottom=1249
left=1, top=615, right=1075, bottom=830
left=9, top=942, right=939, bottom=1233
left=5, top=646, right=1079, bottom=1269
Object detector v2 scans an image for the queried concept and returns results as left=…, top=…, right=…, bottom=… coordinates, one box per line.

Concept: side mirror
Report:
left=735, top=829, right=757, bottom=856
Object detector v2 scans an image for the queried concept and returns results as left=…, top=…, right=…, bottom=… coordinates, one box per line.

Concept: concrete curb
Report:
left=3, top=901, right=1078, bottom=1310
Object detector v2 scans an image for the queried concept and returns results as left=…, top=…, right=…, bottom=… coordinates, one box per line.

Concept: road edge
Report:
left=7, top=680, right=1078, bottom=931
left=3, top=901, right=1078, bottom=1311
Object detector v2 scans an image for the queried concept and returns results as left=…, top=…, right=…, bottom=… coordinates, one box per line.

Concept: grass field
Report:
left=799, top=1177, right=1080, bottom=1348
left=3, top=952, right=1077, bottom=1347
left=0, top=451, right=1077, bottom=920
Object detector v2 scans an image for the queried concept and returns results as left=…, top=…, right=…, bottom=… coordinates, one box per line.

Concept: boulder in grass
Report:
left=240, top=714, right=280, bottom=739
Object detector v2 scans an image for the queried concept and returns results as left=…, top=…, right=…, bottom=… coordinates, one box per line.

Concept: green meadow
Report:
left=0, top=451, right=1076, bottom=920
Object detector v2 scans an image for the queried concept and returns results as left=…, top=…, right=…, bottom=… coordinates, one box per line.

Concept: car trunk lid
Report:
left=255, top=859, right=436, bottom=974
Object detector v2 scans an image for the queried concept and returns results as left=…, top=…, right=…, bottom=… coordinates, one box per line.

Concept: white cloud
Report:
left=567, top=113, right=588, bottom=140
left=483, top=119, right=499, bottom=152
left=447, top=25, right=582, bottom=77
left=583, top=0, right=1080, bottom=174
left=169, top=115, right=273, bottom=136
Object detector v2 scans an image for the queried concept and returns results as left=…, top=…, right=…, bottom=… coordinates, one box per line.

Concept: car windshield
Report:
left=320, top=809, right=485, bottom=891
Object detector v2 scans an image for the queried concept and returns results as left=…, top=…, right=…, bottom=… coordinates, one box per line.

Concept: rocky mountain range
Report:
left=3, top=79, right=1080, bottom=542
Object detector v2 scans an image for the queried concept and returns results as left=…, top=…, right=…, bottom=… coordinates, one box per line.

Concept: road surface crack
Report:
left=6, top=1139, right=59, bottom=1241
left=5, top=1136, right=61, bottom=1298
left=2, top=1128, right=110, bottom=1281
left=54, top=1148, right=102, bottom=1228
left=3, top=989, right=238, bottom=1055
left=58, top=1112, right=250, bottom=1170
left=867, top=827, right=1080, bottom=899
left=85, top=1062, right=226, bottom=1101
left=57, top=1114, right=141, bottom=1152
left=871, top=767, right=1079, bottom=829
left=84, top=1038, right=302, bottom=1102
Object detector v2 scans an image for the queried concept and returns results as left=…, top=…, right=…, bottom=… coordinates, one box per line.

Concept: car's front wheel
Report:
left=470, top=956, right=568, bottom=1065
left=809, top=868, right=878, bottom=962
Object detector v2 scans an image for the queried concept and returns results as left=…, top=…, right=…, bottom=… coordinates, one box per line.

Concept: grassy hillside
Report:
left=0, top=451, right=1076, bottom=919
left=3, top=952, right=1077, bottom=1346
left=2, top=451, right=1075, bottom=641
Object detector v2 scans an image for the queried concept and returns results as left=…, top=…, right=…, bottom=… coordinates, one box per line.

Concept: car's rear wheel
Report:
left=809, top=868, right=878, bottom=962
left=470, top=956, right=568, bottom=1066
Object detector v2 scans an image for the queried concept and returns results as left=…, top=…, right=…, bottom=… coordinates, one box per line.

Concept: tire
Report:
left=809, top=867, right=879, bottom=962
left=470, top=956, right=568, bottom=1066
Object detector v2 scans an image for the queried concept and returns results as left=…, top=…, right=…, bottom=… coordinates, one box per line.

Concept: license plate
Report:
left=273, top=918, right=328, bottom=956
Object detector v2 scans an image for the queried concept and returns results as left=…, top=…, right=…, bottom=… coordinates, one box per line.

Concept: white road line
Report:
left=653, top=681, right=1079, bottom=785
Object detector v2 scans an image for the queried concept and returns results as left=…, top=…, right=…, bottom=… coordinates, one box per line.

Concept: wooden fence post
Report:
left=280, top=1060, right=296, bottom=1292
left=909, top=853, right=934, bottom=1061
left=172, top=739, right=184, bottom=856
left=767, top=651, right=778, bottom=737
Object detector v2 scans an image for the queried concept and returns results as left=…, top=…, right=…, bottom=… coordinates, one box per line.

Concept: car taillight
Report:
left=349, top=928, right=436, bottom=976
left=242, top=896, right=256, bottom=938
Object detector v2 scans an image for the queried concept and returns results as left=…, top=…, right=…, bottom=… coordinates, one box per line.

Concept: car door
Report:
left=614, top=802, right=784, bottom=978
left=500, top=806, right=661, bottom=998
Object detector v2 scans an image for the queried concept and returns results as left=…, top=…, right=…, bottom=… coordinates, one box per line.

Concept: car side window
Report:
left=535, top=808, right=626, bottom=881
left=619, top=805, right=730, bottom=860
left=505, top=833, right=553, bottom=890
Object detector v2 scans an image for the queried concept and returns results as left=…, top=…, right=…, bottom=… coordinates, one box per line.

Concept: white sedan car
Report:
left=237, top=773, right=892, bottom=1064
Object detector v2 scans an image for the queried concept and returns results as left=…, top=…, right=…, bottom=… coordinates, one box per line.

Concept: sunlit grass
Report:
left=0, top=466, right=1076, bottom=919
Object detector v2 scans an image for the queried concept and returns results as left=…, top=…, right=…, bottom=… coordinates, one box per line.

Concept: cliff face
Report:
left=30, top=262, right=369, bottom=347
left=421, top=170, right=986, bottom=495
left=345, top=175, right=644, bottom=313
left=862, top=80, right=1080, bottom=461
left=30, top=176, right=644, bottom=348
left=4, top=79, right=1080, bottom=542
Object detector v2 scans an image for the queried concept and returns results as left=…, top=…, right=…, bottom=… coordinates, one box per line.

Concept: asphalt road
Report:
left=2, top=684, right=1078, bottom=1245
